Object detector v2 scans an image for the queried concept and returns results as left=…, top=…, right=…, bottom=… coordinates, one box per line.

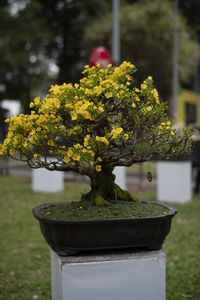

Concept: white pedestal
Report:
left=157, top=161, right=192, bottom=203
left=32, top=158, right=64, bottom=193
left=51, top=250, right=166, bottom=300
left=113, top=166, right=126, bottom=189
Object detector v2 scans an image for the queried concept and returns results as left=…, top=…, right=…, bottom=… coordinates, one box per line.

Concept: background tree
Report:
left=178, top=0, right=200, bottom=92
left=0, top=0, right=112, bottom=114
left=0, top=1, right=51, bottom=113
left=26, top=0, right=112, bottom=84
left=84, top=0, right=199, bottom=105
left=179, top=0, right=200, bottom=42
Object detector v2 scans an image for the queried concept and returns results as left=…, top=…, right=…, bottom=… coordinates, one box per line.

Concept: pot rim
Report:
left=32, top=200, right=177, bottom=224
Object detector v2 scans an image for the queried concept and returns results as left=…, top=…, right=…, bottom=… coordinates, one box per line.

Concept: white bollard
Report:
left=51, top=250, right=166, bottom=300
left=113, top=166, right=126, bottom=190
left=157, top=161, right=192, bottom=203
left=32, top=157, right=64, bottom=193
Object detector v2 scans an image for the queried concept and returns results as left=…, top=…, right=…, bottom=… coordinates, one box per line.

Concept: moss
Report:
left=41, top=200, right=168, bottom=221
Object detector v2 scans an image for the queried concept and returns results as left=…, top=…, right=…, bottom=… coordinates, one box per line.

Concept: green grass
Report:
left=0, top=175, right=200, bottom=299
left=0, top=176, right=89, bottom=300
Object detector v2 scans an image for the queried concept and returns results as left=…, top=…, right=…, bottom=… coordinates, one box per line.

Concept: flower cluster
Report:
left=0, top=61, right=192, bottom=176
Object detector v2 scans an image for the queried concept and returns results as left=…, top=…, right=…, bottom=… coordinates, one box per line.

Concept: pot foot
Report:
left=147, top=244, right=162, bottom=251
left=52, top=247, right=79, bottom=256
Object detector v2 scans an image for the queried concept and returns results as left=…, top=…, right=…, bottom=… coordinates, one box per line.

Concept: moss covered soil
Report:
left=41, top=200, right=168, bottom=221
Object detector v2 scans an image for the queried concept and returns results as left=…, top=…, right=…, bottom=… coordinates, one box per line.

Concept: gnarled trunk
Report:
left=82, top=165, right=138, bottom=206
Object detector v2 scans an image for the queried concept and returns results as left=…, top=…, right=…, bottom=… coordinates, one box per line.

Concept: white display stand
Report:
left=157, top=161, right=192, bottom=203
left=32, top=168, right=64, bottom=193
left=51, top=250, right=166, bottom=300
left=113, top=166, right=126, bottom=189
left=32, top=157, right=64, bottom=192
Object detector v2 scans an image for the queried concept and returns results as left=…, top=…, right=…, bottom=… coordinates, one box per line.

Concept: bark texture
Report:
left=82, top=166, right=138, bottom=206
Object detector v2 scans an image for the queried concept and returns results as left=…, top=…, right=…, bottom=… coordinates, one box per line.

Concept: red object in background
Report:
left=89, top=47, right=113, bottom=67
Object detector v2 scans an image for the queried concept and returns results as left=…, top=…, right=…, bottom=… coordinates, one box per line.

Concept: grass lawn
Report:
left=0, top=175, right=199, bottom=299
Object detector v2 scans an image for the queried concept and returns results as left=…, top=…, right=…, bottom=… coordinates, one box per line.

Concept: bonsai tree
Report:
left=0, top=62, right=192, bottom=206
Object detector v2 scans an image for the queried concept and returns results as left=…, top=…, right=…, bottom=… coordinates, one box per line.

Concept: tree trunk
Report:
left=82, top=165, right=138, bottom=206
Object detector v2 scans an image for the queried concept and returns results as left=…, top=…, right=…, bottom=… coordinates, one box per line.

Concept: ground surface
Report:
left=0, top=175, right=199, bottom=299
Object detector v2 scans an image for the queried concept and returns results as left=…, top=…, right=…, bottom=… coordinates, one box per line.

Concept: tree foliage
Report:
left=0, top=62, right=192, bottom=205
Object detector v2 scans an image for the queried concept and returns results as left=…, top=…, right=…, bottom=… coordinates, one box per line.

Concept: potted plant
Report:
left=0, top=62, right=192, bottom=256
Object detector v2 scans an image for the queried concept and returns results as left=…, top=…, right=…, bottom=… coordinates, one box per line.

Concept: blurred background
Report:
left=0, top=0, right=200, bottom=132
left=1, top=2, right=200, bottom=299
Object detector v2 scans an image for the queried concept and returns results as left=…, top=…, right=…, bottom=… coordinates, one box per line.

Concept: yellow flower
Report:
left=90, top=152, right=95, bottom=157
left=132, top=103, right=136, bottom=108
left=105, top=92, right=113, bottom=98
left=65, top=104, right=73, bottom=109
left=72, top=153, right=80, bottom=161
left=141, top=83, right=147, bottom=90
left=33, top=153, right=38, bottom=158
left=71, top=113, right=77, bottom=120
left=146, top=106, right=152, bottom=112
left=34, top=97, right=40, bottom=106
left=98, top=106, right=104, bottom=113
left=84, top=135, right=90, bottom=147
left=170, top=131, right=175, bottom=136
left=124, top=134, right=129, bottom=140
left=166, top=121, right=171, bottom=126
left=74, top=143, right=82, bottom=150
left=0, top=144, right=6, bottom=155
left=29, top=102, right=34, bottom=108
left=152, top=88, right=159, bottom=104
left=64, top=156, right=70, bottom=163
left=81, top=111, right=92, bottom=120
left=135, top=96, right=140, bottom=102
left=111, top=127, right=123, bottom=139
left=158, top=126, right=163, bottom=131
left=96, top=165, right=102, bottom=172
left=66, top=83, right=73, bottom=90
left=13, top=137, right=18, bottom=146
left=96, top=136, right=109, bottom=146
left=67, top=148, right=73, bottom=157
left=29, top=137, right=35, bottom=144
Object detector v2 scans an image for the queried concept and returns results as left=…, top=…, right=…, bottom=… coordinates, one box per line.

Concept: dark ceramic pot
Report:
left=32, top=201, right=177, bottom=256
